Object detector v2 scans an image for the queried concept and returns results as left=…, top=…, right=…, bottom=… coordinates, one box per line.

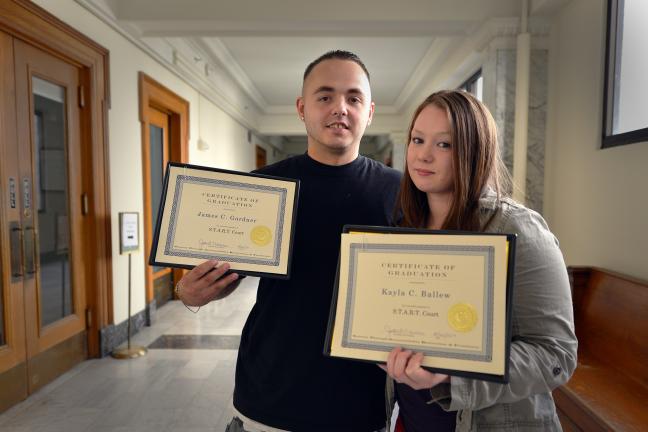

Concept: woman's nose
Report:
left=418, top=145, right=434, bottom=162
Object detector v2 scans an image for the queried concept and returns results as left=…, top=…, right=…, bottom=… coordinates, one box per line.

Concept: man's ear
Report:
left=296, top=96, right=305, bottom=121
left=367, top=101, right=375, bottom=126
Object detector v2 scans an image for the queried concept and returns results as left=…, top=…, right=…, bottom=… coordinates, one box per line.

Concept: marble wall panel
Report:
left=491, top=48, right=548, bottom=213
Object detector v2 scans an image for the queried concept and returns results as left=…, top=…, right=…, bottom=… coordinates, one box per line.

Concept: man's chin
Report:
left=307, top=135, right=360, bottom=155
left=322, top=142, right=355, bottom=154
left=322, top=136, right=356, bottom=148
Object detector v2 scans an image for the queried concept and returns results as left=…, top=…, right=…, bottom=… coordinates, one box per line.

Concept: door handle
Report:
left=24, top=226, right=36, bottom=276
left=9, top=222, right=23, bottom=279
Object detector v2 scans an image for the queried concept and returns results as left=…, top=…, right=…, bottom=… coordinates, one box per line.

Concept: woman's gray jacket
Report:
left=386, top=193, right=578, bottom=431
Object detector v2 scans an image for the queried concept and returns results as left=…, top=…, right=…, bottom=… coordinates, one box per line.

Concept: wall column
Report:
left=389, top=131, right=408, bottom=172
left=512, top=0, right=531, bottom=203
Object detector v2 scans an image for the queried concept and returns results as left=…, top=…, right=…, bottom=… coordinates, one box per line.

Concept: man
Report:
left=176, top=51, right=402, bottom=431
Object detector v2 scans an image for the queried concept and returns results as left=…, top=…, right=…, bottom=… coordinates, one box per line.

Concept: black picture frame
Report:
left=324, top=224, right=516, bottom=384
left=149, top=162, right=300, bottom=279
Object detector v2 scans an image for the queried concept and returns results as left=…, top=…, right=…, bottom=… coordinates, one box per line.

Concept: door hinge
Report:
left=82, top=193, right=89, bottom=215
left=78, top=85, right=85, bottom=108
left=85, top=308, right=92, bottom=329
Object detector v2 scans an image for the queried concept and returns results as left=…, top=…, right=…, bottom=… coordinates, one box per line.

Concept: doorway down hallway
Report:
left=0, top=277, right=259, bottom=432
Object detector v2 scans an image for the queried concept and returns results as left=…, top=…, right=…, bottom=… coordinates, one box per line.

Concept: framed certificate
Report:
left=149, top=162, right=299, bottom=279
left=324, top=225, right=516, bottom=383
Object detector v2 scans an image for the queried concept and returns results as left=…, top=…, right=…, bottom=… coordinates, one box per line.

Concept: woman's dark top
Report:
left=397, top=382, right=457, bottom=432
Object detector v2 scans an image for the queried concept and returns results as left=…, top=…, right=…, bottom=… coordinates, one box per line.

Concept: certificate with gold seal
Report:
left=324, top=225, right=516, bottom=383
left=149, top=163, right=299, bottom=279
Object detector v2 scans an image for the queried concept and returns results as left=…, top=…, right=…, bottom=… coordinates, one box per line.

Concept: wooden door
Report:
left=256, top=145, right=267, bottom=169
left=139, top=73, right=189, bottom=309
left=0, top=30, right=27, bottom=411
left=0, top=34, right=88, bottom=411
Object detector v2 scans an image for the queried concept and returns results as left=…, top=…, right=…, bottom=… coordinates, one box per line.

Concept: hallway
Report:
left=1, top=0, right=647, bottom=430
left=0, top=277, right=258, bottom=432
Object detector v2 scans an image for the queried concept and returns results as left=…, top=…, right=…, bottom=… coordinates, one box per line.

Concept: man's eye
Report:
left=319, top=96, right=330, bottom=102
left=349, top=97, right=361, bottom=104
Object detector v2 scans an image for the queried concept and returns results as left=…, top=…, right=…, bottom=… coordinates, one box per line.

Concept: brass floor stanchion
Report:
left=112, top=252, right=147, bottom=359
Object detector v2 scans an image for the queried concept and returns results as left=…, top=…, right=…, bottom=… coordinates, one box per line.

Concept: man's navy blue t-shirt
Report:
left=233, top=153, right=401, bottom=431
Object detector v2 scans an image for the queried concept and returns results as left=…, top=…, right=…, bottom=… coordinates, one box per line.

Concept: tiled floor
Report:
left=0, top=276, right=259, bottom=432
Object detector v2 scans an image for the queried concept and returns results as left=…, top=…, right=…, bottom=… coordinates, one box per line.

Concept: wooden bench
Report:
left=554, top=266, right=648, bottom=432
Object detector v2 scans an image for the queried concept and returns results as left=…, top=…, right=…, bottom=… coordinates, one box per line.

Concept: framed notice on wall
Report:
left=324, top=225, right=516, bottom=383
left=149, top=162, right=300, bottom=279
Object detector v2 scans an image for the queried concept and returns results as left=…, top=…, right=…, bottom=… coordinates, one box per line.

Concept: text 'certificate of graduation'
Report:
left=325, top=226, right=515, bottom=383
left=149, top=162, right=299, bottom=279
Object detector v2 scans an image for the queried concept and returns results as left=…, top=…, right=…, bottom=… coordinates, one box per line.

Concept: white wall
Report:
left=195, top=94, right=252, bottom=171
left=544, top=0, right=648, bottom=280
left=34, top=0, right=267, bottom=324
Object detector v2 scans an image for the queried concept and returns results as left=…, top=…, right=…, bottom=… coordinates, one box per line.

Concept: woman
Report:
left=383, top=90, right=577, bottom=431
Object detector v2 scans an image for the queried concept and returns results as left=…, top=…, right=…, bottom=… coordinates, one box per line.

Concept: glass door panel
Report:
left=149, top=124, right=165, bottom=274
left=32, top=77, right=73, bottom=328
left=146, top=107, right=173, bottom=307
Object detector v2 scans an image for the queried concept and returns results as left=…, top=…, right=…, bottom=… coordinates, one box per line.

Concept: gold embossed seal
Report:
left=250, top=225, right=272, bottom=246
left=448, top=303, right=478, bottom=332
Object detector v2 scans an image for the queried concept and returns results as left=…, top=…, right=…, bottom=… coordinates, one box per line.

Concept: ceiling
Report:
left=214, top=36, right=435, bottom=107
left=77, top=0, right=569, bottom=149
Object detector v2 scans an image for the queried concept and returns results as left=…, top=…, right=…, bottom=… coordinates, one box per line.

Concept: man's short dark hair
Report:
left=303, top=50, right=370, bottom=82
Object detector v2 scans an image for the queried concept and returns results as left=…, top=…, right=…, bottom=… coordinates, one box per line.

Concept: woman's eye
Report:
left=411, top=137, right=423, bottom=145
left=437, top=141, right=451, bottom=149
